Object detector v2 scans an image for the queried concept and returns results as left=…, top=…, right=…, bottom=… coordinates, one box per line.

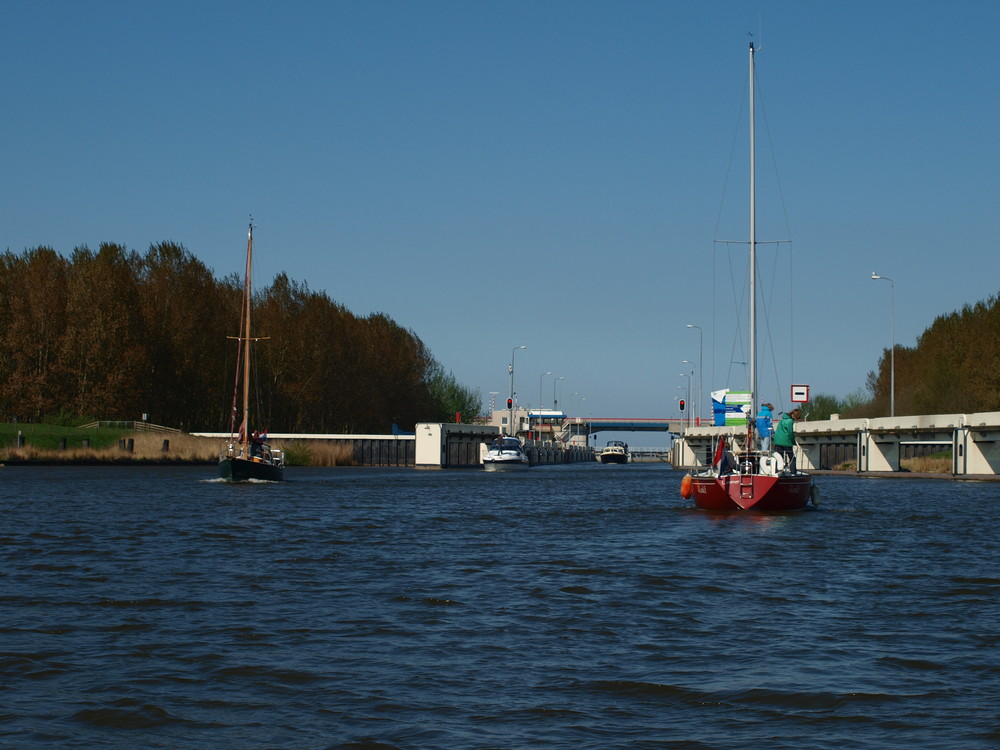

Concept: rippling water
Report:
left=2, top=464, right=998, bottom=749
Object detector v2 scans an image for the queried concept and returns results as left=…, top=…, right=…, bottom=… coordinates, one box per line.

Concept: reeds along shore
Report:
left=828, top=456, right=952, bottom=474
left=2, top=433, right=357, bottom=466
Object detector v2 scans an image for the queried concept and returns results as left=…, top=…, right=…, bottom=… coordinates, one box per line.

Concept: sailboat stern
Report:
left=689, top=471, right=811, bottom=512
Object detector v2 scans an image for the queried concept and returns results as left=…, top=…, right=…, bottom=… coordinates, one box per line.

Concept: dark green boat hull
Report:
left=218, top=457, right=284, bottom=482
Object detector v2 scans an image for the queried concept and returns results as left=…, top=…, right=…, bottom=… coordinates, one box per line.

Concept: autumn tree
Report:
left=865, top=293, right=1000, bottom=416
left=0, top=240, right=483, bottom=431
left=0, top=248, right=70, bottom=421
left=138, top=242, right=236, bottom=429
left=59, top=244, right=149, bottom=419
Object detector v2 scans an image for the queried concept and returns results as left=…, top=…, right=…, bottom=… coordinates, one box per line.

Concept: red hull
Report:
left=690, top=473, right=812, bottom=512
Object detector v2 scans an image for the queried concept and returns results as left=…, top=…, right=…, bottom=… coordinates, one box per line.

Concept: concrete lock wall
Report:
left=415, top=423, right=501, bottom=468
left=671, top=411, right=1000, bottom=476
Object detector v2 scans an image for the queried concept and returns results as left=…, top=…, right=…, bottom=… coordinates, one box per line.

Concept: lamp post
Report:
left=536, top=371, right=552, bottom=441
left=871, top=273, right=895, bottom=417
left=539, top=371, right=552, bottom=411
left=686, top=324, right=703, bottom=423
left=682, top=360, right=696, bottom=426
left=509, top=345, right=526, bottom=435
left=553, top=376, right=566, bottom=411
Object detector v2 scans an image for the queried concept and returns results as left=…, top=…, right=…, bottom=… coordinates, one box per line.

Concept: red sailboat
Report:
left=680, top=43, right=814, bottom=512
left=683, top=430, right=814, bottom=512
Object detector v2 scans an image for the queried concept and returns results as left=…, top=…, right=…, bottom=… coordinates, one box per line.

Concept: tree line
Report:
left=0, top=242, right=481, bottom=432
left=807, top=293, right=1000, bottom=420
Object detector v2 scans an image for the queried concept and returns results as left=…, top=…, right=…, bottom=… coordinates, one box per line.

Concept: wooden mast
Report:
left=241, top=219, right=253, bottom=455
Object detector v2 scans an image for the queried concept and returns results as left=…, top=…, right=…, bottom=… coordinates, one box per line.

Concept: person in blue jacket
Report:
left=756, top=402, right=775, bottom=450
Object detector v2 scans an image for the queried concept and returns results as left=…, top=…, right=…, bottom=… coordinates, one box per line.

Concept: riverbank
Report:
left=811, top=469, right=1000, bottom=482
left=1, top=431, right=356, bottom=467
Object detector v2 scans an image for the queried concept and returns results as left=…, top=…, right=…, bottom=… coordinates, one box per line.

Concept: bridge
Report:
left=490, top=409, right=686, bottom=444
left=562, top=417, right=682, bottom=434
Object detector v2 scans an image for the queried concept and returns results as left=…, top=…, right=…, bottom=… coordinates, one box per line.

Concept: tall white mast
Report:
left=748, top=42, right=757, bottom=415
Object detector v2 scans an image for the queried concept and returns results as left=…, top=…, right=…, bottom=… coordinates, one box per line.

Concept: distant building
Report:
left=487, top=407, right=565, bottom=441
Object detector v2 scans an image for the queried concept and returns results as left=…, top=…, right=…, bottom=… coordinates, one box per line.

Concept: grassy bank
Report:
left=0, top=423, right=356, bottom=466
left=0, top=422, right=129, bottom=451
left=826, top=454, right=953, bottom=473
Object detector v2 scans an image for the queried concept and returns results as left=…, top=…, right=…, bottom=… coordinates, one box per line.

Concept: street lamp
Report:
left=539, top=371, right=552, bottom=410
left=871, top=273, right=895, bottom=417
left=536, top=371, right=552, bottom=441
left=682, top=359, right=696, bottom=426
left=509, top=345, right=527, bottom=435
left=553, top=376, right=566, bottom=410
left=686, top=324, right=703, bottom=423
left=565, top=392, right=581, bottom=445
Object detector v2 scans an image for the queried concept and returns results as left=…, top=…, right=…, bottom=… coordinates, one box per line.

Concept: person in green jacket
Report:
left=773, top=408, right=801, bottom=473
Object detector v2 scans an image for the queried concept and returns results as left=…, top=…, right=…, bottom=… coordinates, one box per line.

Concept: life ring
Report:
left=809, top=484, right=820, bottom=507
left=680, top=474, right=693, bottom=499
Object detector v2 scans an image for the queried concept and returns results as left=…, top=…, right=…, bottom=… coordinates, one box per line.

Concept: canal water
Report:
left=2, top=464, right=998, bottom=749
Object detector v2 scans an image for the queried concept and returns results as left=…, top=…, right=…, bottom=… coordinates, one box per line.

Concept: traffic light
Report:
left=679, top=399, right=685, bottom=411
left=506, top=398, right=513, bottom=409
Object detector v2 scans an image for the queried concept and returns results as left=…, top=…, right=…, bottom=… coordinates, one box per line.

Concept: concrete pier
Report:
left=522, top=439, right=594, bottom=466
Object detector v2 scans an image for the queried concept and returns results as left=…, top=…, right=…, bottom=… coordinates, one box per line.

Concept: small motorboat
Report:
left=483, top=436, right=530, bottom=471
left=599, top=440, right=629, bottom=464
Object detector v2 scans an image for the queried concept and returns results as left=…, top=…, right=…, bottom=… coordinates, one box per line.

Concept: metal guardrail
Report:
left=628, top=447, right=672, bottom=463
left=78, top=421, right=181, bottom=434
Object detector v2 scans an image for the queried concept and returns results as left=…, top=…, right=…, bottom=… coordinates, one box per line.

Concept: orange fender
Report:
left=680, top=473, right=693, bottom=499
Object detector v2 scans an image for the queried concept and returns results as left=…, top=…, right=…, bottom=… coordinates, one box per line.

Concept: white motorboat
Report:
left=599, top=440, right=629, bottom=464
left=483, top=436, right=530, bottom=471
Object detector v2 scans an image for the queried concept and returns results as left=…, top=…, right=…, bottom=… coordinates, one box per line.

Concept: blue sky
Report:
left=3, top=1, right=999, bottom=440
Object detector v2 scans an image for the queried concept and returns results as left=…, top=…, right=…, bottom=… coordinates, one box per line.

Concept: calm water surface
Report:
left=2, top=464, right=998, bottom=749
